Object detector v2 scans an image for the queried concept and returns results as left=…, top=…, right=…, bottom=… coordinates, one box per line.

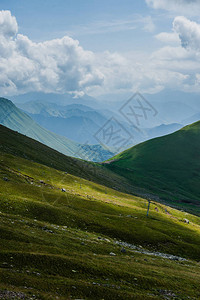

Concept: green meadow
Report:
left=0, top=138, right=200, bottom=298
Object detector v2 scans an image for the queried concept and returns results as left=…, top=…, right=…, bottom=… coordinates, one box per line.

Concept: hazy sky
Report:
left=0, top=0, right=200, bottom=97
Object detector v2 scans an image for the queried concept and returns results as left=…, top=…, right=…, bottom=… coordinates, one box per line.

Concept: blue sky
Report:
left=0, top=0, right=161, bottom=51
left=0, top=0, right=200, bottom=97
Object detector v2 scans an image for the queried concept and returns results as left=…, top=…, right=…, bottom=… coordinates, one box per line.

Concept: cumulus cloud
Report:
left=0, top=10, right=104, bottom=96
left=146, top=0, right=200, bottom=15
left=0, top=10, right=200, bottom=97
left=90, top=49, right=193, bottom=96
left=155, top=32, right=180, bottom=44
left=0, top=10, right=18, bottom=37
left=149, top=17, right=200, bottom=93
left=90, top=15, right=200, bottom=95
left=173, top=16, right=200, bottom=51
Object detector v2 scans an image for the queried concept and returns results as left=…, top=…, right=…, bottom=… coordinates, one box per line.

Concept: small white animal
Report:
left=184, top=218, right=189, bottom=224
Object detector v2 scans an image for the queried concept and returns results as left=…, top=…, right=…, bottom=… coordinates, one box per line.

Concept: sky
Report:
left=0, top=0, right=200, bottom=98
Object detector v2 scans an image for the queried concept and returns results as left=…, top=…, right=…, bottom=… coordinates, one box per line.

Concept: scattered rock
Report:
left=121, top=248, right=126, bottom=253
left=0, top=289, right=30, bottom=299
left=110, top=252, right=116, bottom=256
left=42, top=226, right=54, bottom=234
left=158, top=289, right=177, bottom=299
left=61, top=188, right=66, bottom=192
left=115, top=241, right=187, bottom=261
left=104, top=238, right=110, bottom=243
left=3, top=177, right=8, bottom=181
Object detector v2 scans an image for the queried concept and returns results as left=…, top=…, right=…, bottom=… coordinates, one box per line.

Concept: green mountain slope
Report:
left=0, top=98, right=114, bottom=161
left=0, top=125, right=200, bottom=299
left=105, top=121, right=200, bottom=213
left=0, top=124, right=140, bottom=196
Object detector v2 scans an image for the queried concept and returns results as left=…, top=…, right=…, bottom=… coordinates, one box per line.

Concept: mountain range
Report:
left=16, top=101, right=108, bottom=144
left=13, top=92, right=187, bottom=147
left=0, top=98, right=114, bottom=162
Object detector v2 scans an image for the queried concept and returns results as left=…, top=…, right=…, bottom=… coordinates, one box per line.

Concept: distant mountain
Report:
left=30, top=114, right=101, bottom=144
left=145, top=90, right=200, bottom=111
left=10, top=91, right=99, bottom=108
left=16, top=100, right=109, bottom=144
left=182, top=113, right=200, bottom=126
left=154, top=101, right=195, bottom=124
left=0, top=98, right=114, bottom=161
left=97, top=90, right=198, bottom=127
left=16, top=99, right=184, bottom=149
left=145, top=123, right=183, bottom=139
left=16, top=101, right=96, bottom=116
left=18, top=101, right=107, bottom=126
left=16, top=100, right=136, bottom=145
left=105, top=121, right=200, bottom=213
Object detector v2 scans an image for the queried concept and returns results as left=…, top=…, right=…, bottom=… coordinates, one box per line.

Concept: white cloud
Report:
left=90, top=49, right=193, bottom=96
left=155, top=32, right=180, bottom=44
left=146, top=0, right=200, bottom=15
left=150, top=15, right=200, bottom=93
left=0, top=10, right=18, bottom=37
left=0, top=10, right=104, bottom=96
left=0, top=10, right=200, bottom=97
left=142, top=16, right=156, bottom=33
left=88, top=14, right=200, bottom=95
left=173, top=16, right=200, bottom=51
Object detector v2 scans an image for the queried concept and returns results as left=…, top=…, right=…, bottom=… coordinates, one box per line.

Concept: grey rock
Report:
left=121, top=248, right=126, bottom=253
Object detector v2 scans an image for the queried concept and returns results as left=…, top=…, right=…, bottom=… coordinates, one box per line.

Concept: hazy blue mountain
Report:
left=154, top=101, right=195, bottom=124
left=28, top=114, right=101, bottom=144
left=182, top=112, right=200, bottom=126
left=145, top=123, right=183, bottom=139
left=145, top=90, right=200, bottom=111
left=16, top=98, right=185, bottom=148
left=97, top=90, right=198, bottom=127
left=0, top=98, right=114, bottom=161
left=16, top=101, right=96, bottom=116
left=16, top=100, right=135, bottom=145
left=16, top=101, right=108, bottom=144
left=10, top=92, right=99, bottom=108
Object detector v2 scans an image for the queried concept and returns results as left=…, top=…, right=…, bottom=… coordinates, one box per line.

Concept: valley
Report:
left=0, top=125, right=200, bottom=299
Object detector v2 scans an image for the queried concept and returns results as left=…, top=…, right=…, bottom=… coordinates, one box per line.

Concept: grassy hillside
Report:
left=0, top=124, right=139, bottom=196
left=105, top=121, right=200, bottom=214
left=0, top=137, right=200, bottom=298
left=0, top=98, right=114, bottom=161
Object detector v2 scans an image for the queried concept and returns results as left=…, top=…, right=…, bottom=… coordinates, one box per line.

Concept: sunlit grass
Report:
left=0, top=151, right=200, bottom=299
